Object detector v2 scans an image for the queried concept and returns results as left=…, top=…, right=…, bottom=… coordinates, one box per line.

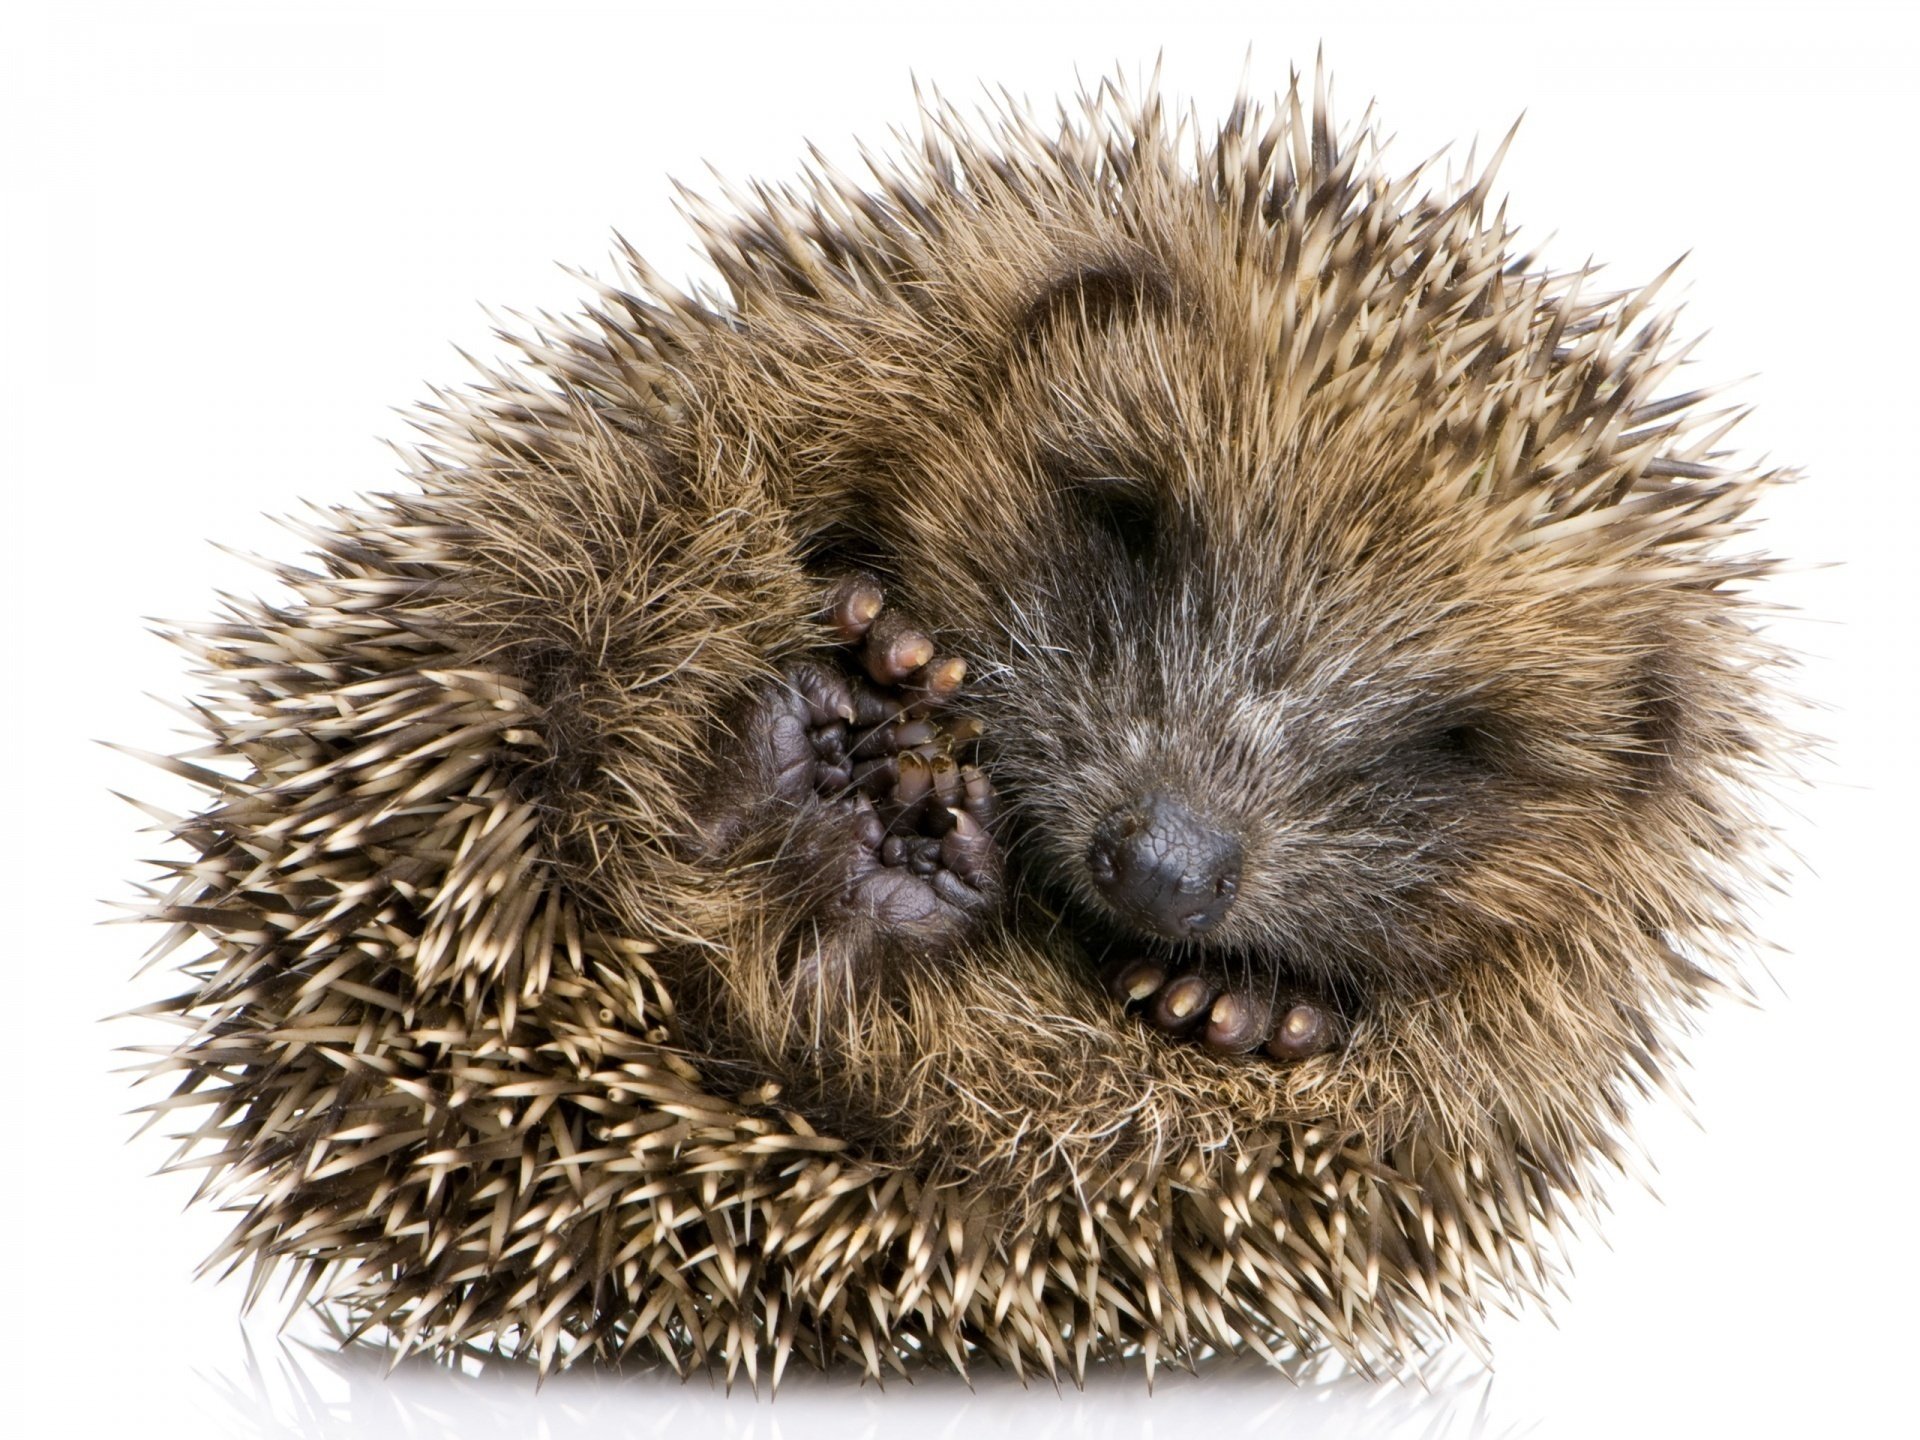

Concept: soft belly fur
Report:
left=128, top=73, right=1790, bottom=1380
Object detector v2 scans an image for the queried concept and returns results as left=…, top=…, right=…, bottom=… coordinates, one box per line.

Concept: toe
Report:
left=905, top=655, right=967, bottom=709
left=847, top=678, right=900, bottom=728
left=1264, top=999, right=1341, bottom=1060
left=824, top=575, right=885, bottom=643
left=1106, top=956, right=1168, bottom=1003
left=848, top=795, right=886, bottom=852
left=1148, top=973, right=1216, bottom=1033
left=863, top=611, right=936, bottom=685
left=937, top=806, right=994, bottom=883
left=793, top=665, right=856, bottom=727
left=764, top=706, right=816, bottom=798
left=1202, top=990, right=1273, bottom=1053
left=850, top=716, right=937, bottom=760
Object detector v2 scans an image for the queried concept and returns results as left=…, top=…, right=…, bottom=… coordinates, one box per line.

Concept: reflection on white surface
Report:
left=193, top=1328, right=1522, bottom=1440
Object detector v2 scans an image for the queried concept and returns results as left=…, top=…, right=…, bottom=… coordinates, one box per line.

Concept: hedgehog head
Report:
left=687, top=82, right=1777, bottom=1024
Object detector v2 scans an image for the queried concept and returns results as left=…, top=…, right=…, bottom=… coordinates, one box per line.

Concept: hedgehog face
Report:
left=803, top=246, right=1696, bottom=1010
left=974, top=527, right=1659, bottom=995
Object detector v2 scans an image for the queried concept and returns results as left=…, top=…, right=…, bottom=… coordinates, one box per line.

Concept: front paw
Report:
left=1105, top=956, right=1346, bottom=1062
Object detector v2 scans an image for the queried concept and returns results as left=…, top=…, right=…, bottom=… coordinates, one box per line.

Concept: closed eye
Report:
left=1415, top=715, right=1515, bottom=776
left=1076, top=477, right=1160, bottom=560
left=1435, top=723, right=1492, bottom=761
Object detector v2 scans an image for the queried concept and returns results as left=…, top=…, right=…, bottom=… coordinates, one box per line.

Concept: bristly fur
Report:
left=122, top=67, right=1793, bottom=1385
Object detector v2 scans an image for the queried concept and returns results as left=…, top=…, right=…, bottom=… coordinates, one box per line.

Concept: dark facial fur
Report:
left=124, top=75, right=1791, bottom=1380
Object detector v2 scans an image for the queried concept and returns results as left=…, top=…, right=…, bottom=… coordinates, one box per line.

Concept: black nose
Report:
left=1086, top=796, right=1242, bottom=938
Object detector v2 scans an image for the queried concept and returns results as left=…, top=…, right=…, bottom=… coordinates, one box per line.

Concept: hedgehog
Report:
left=124, top=70, right=1790, bottom=1385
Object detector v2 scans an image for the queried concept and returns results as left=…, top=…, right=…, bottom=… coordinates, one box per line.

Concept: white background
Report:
left=4, top=2, right=1913, bottom=1436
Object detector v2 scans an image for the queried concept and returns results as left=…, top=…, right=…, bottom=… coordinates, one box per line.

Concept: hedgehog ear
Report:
left=1013, top=254, right=1174, bottom=352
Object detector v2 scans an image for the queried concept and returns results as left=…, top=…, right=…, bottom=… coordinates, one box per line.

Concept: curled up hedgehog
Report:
left=124, top=72, right=1791, bottom=1384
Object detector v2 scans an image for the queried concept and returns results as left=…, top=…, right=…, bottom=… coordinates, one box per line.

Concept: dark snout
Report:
left=1087, top=795, right=1242, bottom=939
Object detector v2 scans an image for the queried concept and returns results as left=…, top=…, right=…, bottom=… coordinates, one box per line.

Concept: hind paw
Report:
left=811, top=575, right=999, bottom=934
left=1106, top=958, right=1344, bottom=1061
left=726, top=574, right=1001, bottom=941
left=826, top=776, right=999, bottom=937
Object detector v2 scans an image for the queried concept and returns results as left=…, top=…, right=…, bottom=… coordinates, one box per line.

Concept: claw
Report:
left=894, top=751, right=933, bottom=806
left=928, top=753, right=960, bottom=806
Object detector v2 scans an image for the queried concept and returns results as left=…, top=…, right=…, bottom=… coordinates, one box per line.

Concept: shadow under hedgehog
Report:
left=128, top=72, right=1790, bottom=1381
